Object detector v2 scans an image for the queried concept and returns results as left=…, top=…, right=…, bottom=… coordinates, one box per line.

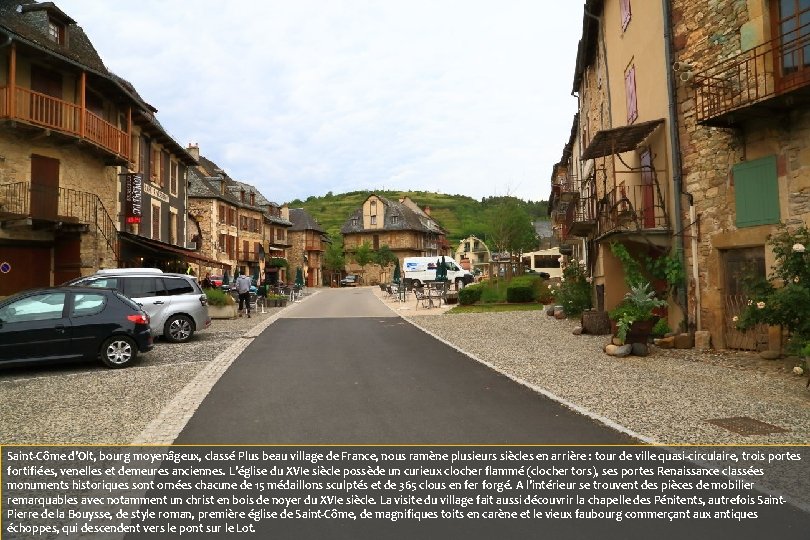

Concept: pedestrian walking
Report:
left=235, top=273, right=253, bottom=318
left=201, top=272, right=213, bottom=289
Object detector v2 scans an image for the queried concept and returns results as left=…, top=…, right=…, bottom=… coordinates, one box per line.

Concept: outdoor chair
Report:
left=413, top=286, right=430, bottom=309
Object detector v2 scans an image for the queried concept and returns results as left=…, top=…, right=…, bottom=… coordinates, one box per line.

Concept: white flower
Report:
left=794, top=366, right=805, bottom=376
left=557, top=256, right=564, bottom=262
left=732, top=316, right=739, bottom=322
left=747, top=300, right=753, bottom=306
left=794, top=276, right=801, bottom=283
left=579, top=259, right=585, bottom=266
left=792, top=243, right=806, bottom=253
left=560, top=277, right=566, bottom=282
left=586, top=277, right=593, bottom=283
left=756, top=301, right=766, bottom=309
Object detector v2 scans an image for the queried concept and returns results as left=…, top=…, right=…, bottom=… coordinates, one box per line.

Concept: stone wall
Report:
left=672, top=0, right=810, bottom=349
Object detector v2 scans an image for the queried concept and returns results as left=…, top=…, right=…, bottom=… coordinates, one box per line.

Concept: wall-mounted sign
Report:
left=144, top=183, right=170, bottom=203
left=124, top=173, right=142, bottom=224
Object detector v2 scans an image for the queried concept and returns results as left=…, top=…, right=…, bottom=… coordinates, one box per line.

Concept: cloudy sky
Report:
left=57, top=1, right=583, bottom=204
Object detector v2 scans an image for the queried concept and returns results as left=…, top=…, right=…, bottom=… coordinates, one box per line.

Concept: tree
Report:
left=372, top=245, right=398, bottom=282
left=323, top=241, right=346, bottom=285
left=485, top=200, right=537, bottom=277
left=352, top=241, right=373, bottom=284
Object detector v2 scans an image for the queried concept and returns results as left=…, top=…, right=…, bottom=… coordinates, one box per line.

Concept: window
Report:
left=253, top=218, right=260, bottom=232
left=219, top=234, right=226, bottom=252
left=47, top=19, right=65, bottom=44
left=371, top=215, right=377, bottom=225
left=733, top=155, right=780, bottom=228
left=276, top=228, right=285, bottom=241
left=83, top=277, right=120, bottom=290
left=170, top=160, right=178, bottom=195
left=351, top=218, right=359, bottom=227
left=242, top=240, right=249, bottom=259
left=70, top=293, right=106, bottom=317
left=228, top=208, right=236, bottom=226
left=169, top=210, right=178, bottom=245
left=125, top=277, right=166, bottom=298
left=0, top=292, right=66, bottom=322
left=218, top=205, right=226, bottom=223
left=373, top=234, right=380, bottom=250
left=163, top=277, right=195, bottom=296
left=151, top=203, right=161, bottom=241
left=391, top=215, right=399, bottom=224
left=620, top=0, right=632, bottom=31
left=624, top=64, right=638, bottom=124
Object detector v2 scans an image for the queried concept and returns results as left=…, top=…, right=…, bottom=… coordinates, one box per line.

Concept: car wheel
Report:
left=164, top=314, right=195, bottom=343
left=412, top=279, right=422, bottom=288
left=100, top=336, right=137, bottom=368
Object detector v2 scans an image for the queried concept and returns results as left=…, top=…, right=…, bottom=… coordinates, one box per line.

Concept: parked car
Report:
left=340, top=275, right=359, bottom=287
left=208, top=275, right=224, bottom=288
left=65, top=268, right=210, bottom=343
left=0, top=286, right=153, bottom=368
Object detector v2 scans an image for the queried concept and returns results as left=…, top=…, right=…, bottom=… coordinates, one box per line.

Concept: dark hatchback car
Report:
left=0, top=287, right=153, bottom=369
left=340, top=275, right=359, bottom=287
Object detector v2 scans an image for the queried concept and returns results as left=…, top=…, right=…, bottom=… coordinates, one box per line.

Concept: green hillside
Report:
left=286, top=190, right=548, bottom=244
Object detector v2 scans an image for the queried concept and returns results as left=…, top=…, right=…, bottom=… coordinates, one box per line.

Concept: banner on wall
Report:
left=124, top=173, right=143, bottom=224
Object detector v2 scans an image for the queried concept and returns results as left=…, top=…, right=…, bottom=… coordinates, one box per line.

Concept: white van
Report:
left=403, top=257, right=474, bottom=288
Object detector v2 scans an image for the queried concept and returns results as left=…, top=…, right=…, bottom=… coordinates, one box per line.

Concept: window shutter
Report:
left=621, top=0, right=632, bottom=31
left=625, top=65, right=638, bottom=124
left=152, top=207, right=160, bottom=241
left=734, top=156, right=780, bottom=227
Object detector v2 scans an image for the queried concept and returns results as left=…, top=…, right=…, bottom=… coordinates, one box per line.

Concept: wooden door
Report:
left=54, top=236, right=82, bottom=285
left=30, top=154, right=59, bottom=221
left=0, top=245, right=51, bottom=295
left=640, top=150, right=656, bottom=229
left=30, top=65, right=63, bottom=128
left=722, top=247, right=769, bottom=350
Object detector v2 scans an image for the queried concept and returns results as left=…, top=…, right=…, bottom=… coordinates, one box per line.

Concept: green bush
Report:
left=458, top=284, right=483, bottom=305
left=506, top=283, right=534, bottom=303
left=554, top=260, right=592, bottom=317
left=480, top=283, right=504, bottom=304
left=205, top=288, right=235, bottom=306
left=652, top=318, right=672, bottom=337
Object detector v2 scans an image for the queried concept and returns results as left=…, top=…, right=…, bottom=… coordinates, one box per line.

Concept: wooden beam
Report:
left=8, top=43, right=15, bottom=118
left=79, top=71, right=86, bottom=137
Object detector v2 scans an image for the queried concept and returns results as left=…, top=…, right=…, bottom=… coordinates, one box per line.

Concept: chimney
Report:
left=186, top=142, right=200, bottom=161
left=424, top=205, right=431, bottom=216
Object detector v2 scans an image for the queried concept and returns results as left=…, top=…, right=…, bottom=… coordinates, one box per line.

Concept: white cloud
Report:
left=57, top=0, right=582, bottom=203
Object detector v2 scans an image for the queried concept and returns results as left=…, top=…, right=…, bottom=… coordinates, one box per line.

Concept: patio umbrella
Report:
left=436, top=256, right=448, bottom=282
left=295, top=266, right=304, bottom=287
left=393, top=259, right=401, bottom=284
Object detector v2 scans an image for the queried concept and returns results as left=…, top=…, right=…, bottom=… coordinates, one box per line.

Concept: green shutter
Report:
left=734, top=155, right=780, bottom=228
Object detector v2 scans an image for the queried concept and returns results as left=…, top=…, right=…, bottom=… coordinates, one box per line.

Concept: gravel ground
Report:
left=0, top=306, right=285, bottom=444
left=406, top=310, right=810, bottom=445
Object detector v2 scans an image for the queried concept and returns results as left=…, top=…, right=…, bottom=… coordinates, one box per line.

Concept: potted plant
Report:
left=267, top=293, right=288, bottom=307
left=205, top=288, right=237, bottom=319
left=609, top=282, right=667, bottom=344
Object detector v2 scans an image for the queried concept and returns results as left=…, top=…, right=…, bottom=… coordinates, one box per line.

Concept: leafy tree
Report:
left=323, top=240, right=346, bottom=285
left=352, top=241, right=373, bottom=283
left=372, top=245, right=397, bottom=272
left=485, top=200, right=538, bottom=276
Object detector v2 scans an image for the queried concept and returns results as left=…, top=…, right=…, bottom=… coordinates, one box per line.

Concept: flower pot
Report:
left=624, top=320, right=655, bottom=345
left=209, top=304, right=237, bottom=319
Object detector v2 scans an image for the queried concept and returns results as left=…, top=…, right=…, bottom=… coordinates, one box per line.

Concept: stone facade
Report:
left=672, top=0, right=810, bottom=349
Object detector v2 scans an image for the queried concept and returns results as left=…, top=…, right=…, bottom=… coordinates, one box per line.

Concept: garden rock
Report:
left=545, top=306, right=556, bottom=317
left=605, top=344, right=618, bottom=356
left=655, top=336, right=675, bottom=349
left=674, top=334, right=693, bottom=349
left=554, top=311, right=566, bottom=320
left=614, top=345, right=633, bottom=357
left=760, top=350, right=781, bottom=360
left=631, top=343, right=649, bottom=356
left=694, top=331, right=711, bottom=351
left=572, top=326, right=583, bottom=335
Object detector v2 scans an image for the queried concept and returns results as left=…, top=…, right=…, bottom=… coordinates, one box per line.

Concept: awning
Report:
left=581, top=118, right=665, bottom=160
left=119, top=232, right=222, bottom=266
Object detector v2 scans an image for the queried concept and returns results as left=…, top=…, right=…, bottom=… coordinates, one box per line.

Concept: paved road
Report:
left=176, top=287, right=634, bottom=444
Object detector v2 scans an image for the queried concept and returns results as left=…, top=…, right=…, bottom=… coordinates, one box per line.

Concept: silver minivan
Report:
left=68, top=268, right=211, bottom=343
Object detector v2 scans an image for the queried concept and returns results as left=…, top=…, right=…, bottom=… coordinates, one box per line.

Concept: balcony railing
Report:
left=237, top=250, right=259, bottom=262
left=0, top=181, right=118, bottom=258
left=694, top=21, right=810, bottom=126
left=597, top=184, right=668, bottom=238
left=0, top=86, right=131, bottom=161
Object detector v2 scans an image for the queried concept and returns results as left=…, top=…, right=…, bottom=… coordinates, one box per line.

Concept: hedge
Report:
left=458, top=283, right=484, bottom=305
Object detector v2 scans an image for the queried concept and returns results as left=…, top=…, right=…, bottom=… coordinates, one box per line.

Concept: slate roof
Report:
left=340, top=194, right=446, bottom=235
left=187, top=153, right=291, bottom=227
left=289, top=208, right=324, bottom=233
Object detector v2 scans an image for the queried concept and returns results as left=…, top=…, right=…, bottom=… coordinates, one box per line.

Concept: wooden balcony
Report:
left=0, top=181, right=118, bottom=257
left=566, top=195, right=598, bottom=237
left=694, top=22, right=810, bottom=127
left=0, top=86, right=131, bottom=161
left=237, top=250, right=259, bottom=263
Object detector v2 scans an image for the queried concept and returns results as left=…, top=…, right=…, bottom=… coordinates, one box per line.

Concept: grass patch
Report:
left=447, top=303, right=546, bottom=314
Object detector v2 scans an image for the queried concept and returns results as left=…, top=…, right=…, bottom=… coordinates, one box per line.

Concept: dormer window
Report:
left=48, top=19, right=64, bottom=44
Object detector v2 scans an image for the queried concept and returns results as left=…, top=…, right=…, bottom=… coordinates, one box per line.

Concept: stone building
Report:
left=187, top=147, right=291, bottom=283
left=673, top=0, right=810, bottom=350
left=340, top=194, right=451, bottom=284
left=287, top=208, right=327, bottom=287
left=454, top=235, right=491, bottom=276
left=551, top=0, right=810, bottom=352
left=0, top=0, right=194, bottom=296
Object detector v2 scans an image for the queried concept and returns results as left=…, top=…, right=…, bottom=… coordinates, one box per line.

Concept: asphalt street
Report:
left=175, top=288, right=634, bottom=444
